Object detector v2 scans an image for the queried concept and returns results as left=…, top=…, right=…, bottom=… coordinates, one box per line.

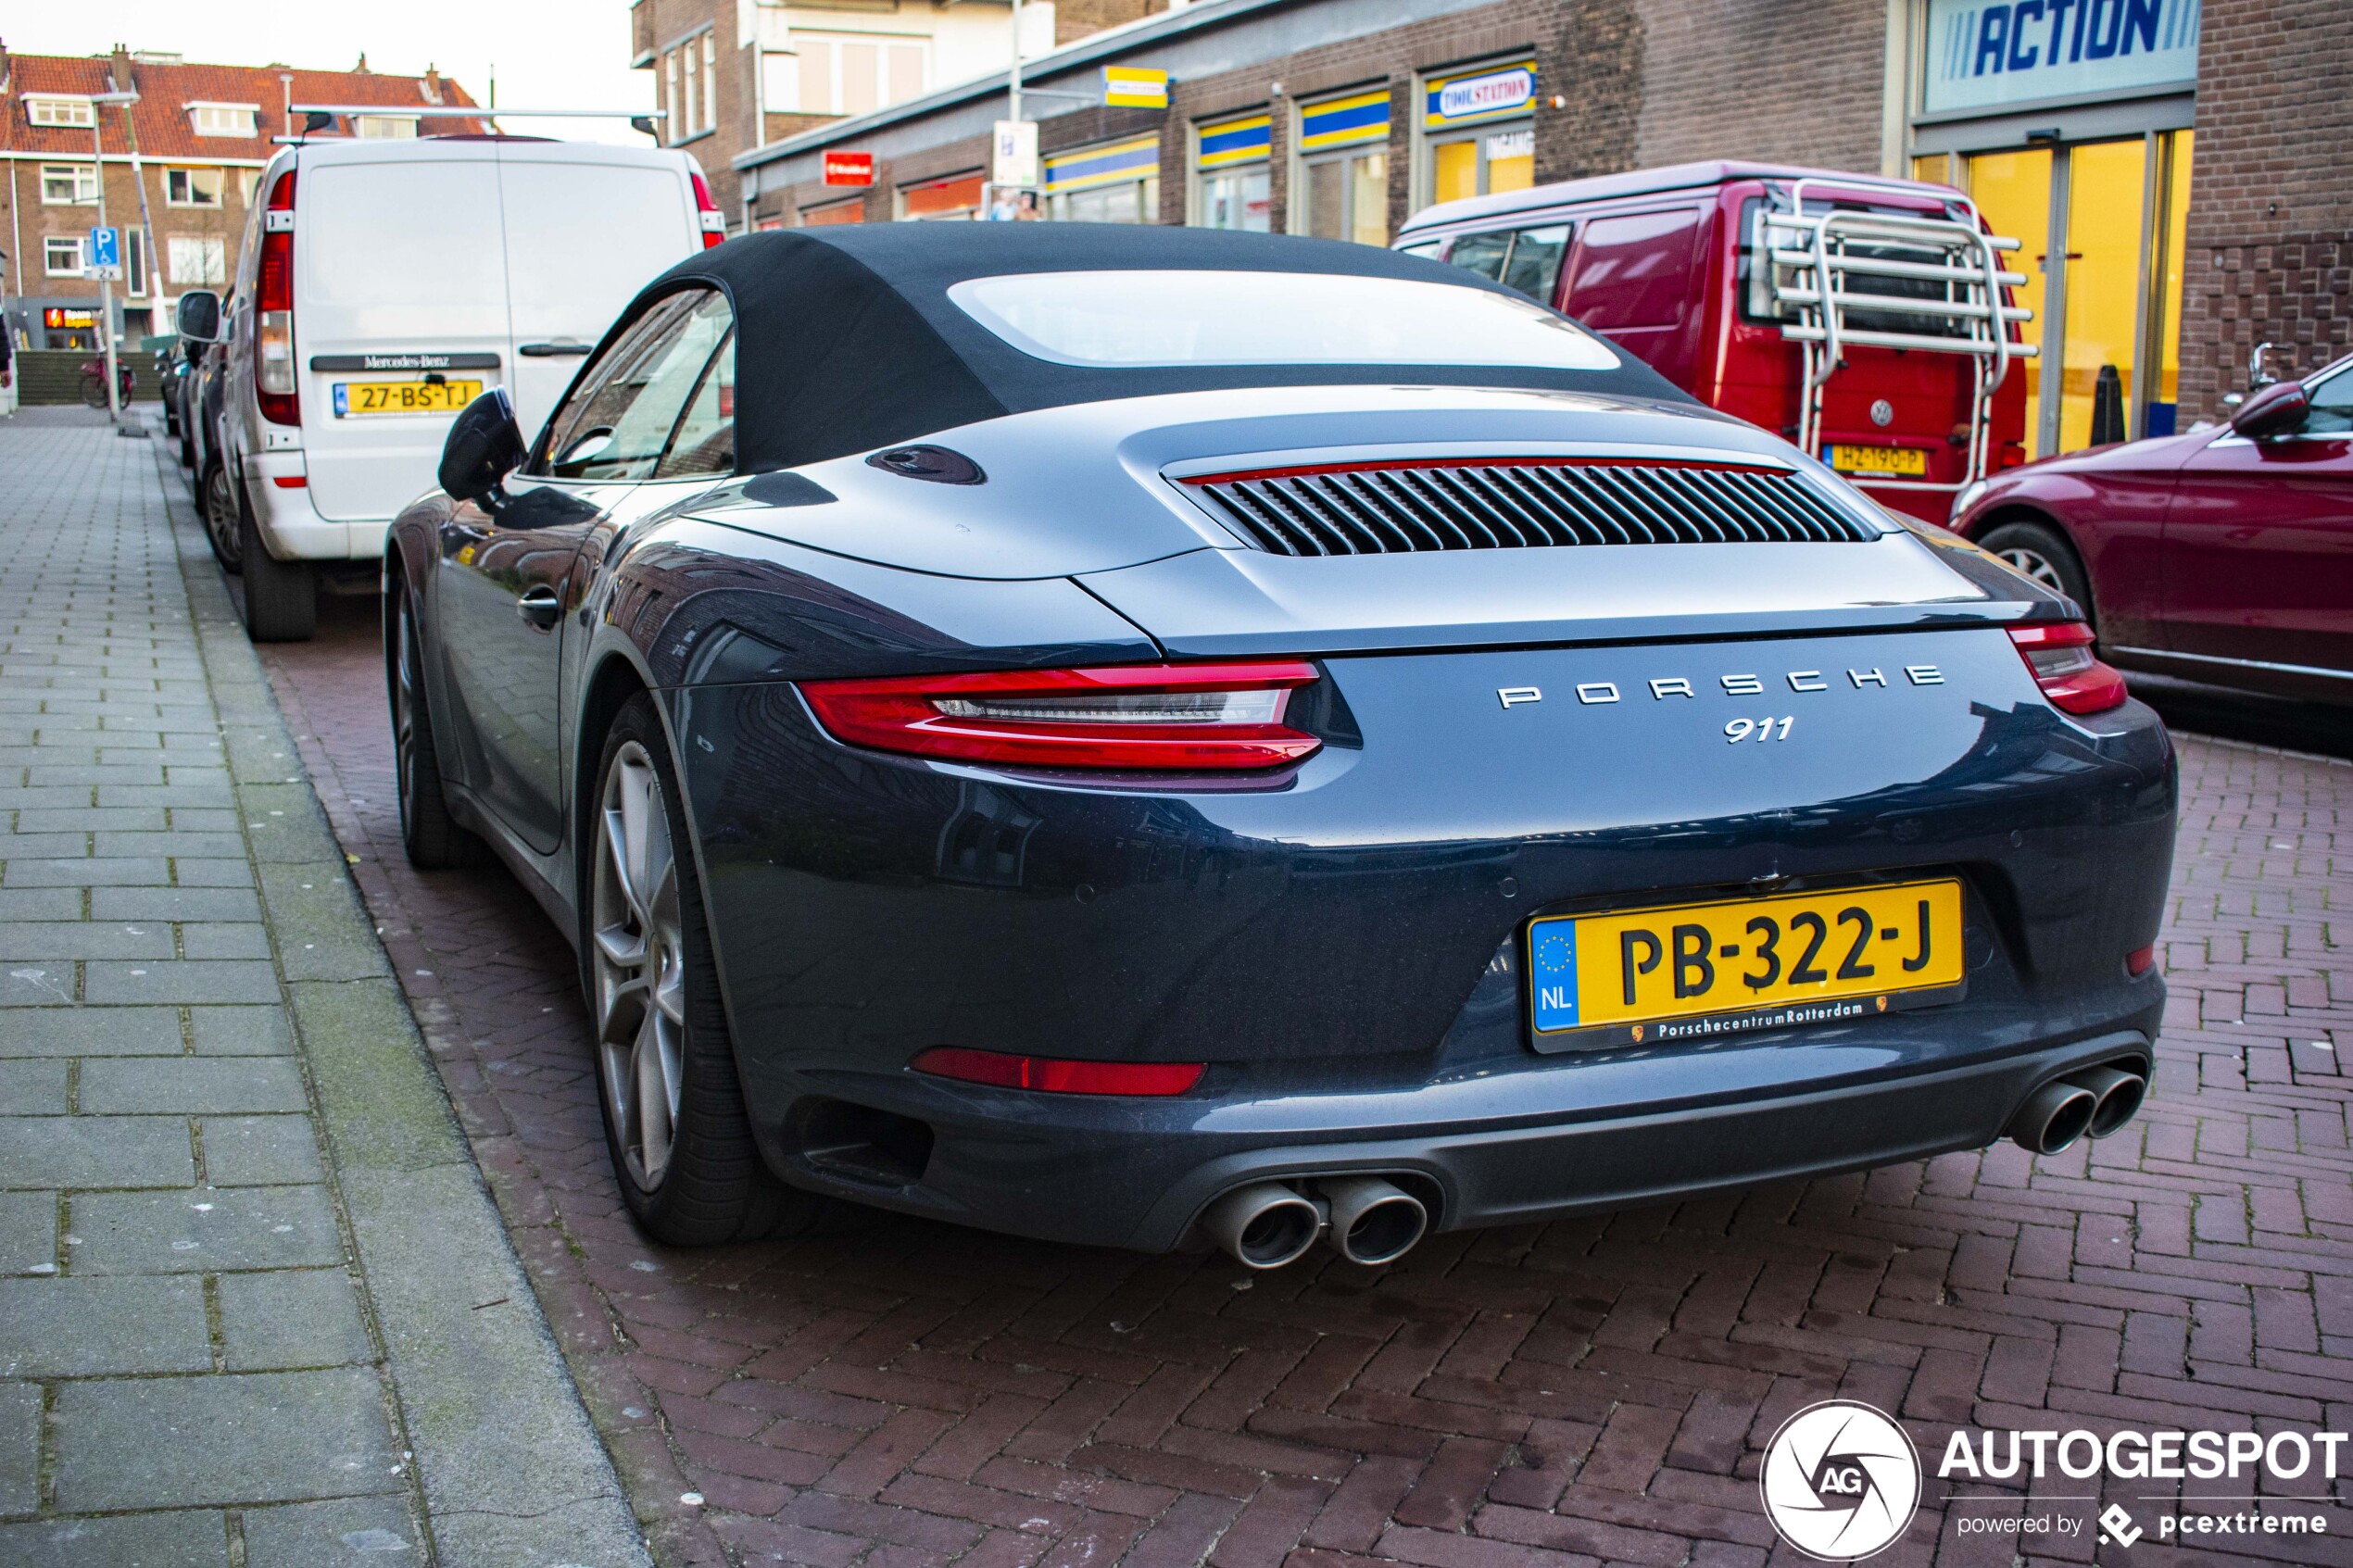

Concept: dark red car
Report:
left=1950, top=354, right=2353, bottom=703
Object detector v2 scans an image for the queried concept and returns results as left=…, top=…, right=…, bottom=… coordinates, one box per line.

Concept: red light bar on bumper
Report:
left=2008, top=622, right=2127, bottom=715
left=799, top=661, right=1323, bottom=769
left=912, top=1047, right=1204, bottom=1096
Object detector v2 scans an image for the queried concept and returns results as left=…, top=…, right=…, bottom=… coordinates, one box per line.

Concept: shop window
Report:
left=1298, top=88, right=1390, bottom=245
left=41, top=164, right=98, bottom=206
left=1421, top=59, right=1535, bottom=207
left=804, top=199, right=867, bottom=226
left=188, top=103, right=258, bottom=137
left=1194, top=112, right=1269, bottom=232
left=44, top=235, right=84, bottom=276
left=166, top=168, right=226, bottom=207
left=1043, top=136, right=1159, bottom=224
left=898, top=173, right=982, bottom=221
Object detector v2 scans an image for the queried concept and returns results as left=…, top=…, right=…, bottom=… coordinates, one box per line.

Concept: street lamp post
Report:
left=89, top=90, right=139, bottom=426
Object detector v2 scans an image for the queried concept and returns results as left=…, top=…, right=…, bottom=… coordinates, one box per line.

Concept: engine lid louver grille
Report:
left=1185, top=459, right=1880, bottom=557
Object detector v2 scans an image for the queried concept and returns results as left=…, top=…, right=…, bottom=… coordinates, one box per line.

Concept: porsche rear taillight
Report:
left=256, top=169, right=298, bottom=426
left=2009, top=621, right=2127, bottom=716
left=691, top=170, right=725, bottom=248
left=799, top=661, right=1324, bottom=770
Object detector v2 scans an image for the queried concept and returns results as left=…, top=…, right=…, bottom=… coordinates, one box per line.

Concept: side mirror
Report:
left=2230, top=379, right=2308, bottom=440
left=438, top=388, right=528, bottom=508
left=175, top=290, right=221, bottom=345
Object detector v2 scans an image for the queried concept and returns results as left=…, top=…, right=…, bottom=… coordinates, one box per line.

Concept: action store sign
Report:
left=1759, top=1399, right=2338, bottom=1559
left=1921, top=0, right=2200, bottom=115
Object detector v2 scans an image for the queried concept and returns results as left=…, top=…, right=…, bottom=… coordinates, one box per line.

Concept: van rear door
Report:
left=496, top=144, right=701, bottom=448
left=297, top=146, right=510, bottom=523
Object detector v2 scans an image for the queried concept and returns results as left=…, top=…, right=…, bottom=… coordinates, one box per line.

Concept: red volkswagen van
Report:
left=1397, top=161, right=2033, bottom=523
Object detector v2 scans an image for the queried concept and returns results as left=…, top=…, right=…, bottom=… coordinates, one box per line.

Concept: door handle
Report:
left=517, top=585, right=563, bottom=630
left=518, top=343, right=593, bottom=358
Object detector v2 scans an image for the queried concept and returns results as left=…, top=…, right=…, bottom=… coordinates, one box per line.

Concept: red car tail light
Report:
left=912, top=1047, right=1204, bottom=1097
left=256, top=169, right=299, bottom=426
left=2125, top=945, right=2158, bottom=977
left=690, top=169, right=726, bottom=248
left=799, top=661, right=1324, bottom=770
left=2008, top=621, right=2127, bottom=716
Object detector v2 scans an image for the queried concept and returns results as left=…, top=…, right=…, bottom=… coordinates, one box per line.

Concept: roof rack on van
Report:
left=281, top=104, right=667, bottom=146
left=1763, top=175, right=2037, bottom=497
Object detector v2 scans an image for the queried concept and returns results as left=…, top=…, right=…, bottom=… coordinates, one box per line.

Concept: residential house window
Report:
left=124, top=229, right=148, bottom=298
left=355, top=115, right=419, bottom=139
left=783, top=35, right=926, bottom=116
left=41, top=164, right=99, bottom=206
left=187, top=103, right=258, bottom=137
left=169, top=236, right=228, bottom=286
left=238, top=169, right=263, bottom=206
left=701, top=34, right=718, bottom=134
left=1298, top=87, right=1392, bottom=246
left=27, top=96, right=94, bottom=129
left=44, top=235, right=85, bottom=276
left=165, top=168, right=226, bottom=207
left=681, top=44, right=698, bottom=138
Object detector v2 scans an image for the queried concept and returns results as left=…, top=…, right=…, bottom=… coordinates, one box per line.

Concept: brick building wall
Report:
left=1054, top=0, right=1171, bottom=47
left=1634, top=0, right=1884, bottom=172
left=2174, top=0, right=2353, bottom=423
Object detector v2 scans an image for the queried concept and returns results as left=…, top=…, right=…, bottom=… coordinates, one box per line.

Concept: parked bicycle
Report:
left=79, top=356, right=134, bottom=409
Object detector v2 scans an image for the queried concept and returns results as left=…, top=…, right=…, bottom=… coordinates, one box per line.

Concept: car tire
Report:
left=200, top=460, right=242, bottom=574
left=1979, top=520, right=2095, bottom=626
left=237, top=483, right=316, bottom=642
left=387, top=577, right=484, bottom=872
left=585, top=694, right=823, bottom=1246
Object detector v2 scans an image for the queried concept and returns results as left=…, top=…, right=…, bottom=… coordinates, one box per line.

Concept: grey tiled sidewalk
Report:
left=0, top=415, right=648, bottom=1566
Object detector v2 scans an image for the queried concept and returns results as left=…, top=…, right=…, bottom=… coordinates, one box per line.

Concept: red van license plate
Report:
left=1827, top=445, right=1928, bottom=478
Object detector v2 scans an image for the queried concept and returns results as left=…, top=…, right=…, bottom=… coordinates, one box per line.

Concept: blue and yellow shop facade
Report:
left=738, top=0, right=2297, bottom=440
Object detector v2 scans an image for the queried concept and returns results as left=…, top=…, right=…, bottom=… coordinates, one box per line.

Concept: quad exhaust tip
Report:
left=2008, top=1064, right=2147, bottom=1155
left=1202, top=1176, right=1429, bottom=1270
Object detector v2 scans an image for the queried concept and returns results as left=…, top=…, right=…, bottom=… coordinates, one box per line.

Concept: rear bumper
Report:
left=764, top=1015, right=2158, bottom=1251
left=242, top=453, right=387, bottom=561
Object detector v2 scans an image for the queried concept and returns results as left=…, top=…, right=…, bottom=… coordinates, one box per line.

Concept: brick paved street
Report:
left=246, top=578, right=2353, bottom=1568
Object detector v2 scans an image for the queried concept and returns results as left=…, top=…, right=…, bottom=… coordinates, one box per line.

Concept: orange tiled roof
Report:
left=0, top=49, right=487, bottom=161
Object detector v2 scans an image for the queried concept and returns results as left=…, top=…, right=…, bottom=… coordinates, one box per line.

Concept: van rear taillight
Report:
left=256, top=169, right=298, bottom=426
left=2009, top=622, right=2127, bottom=716
left=691, top=170, right=725, bottom=248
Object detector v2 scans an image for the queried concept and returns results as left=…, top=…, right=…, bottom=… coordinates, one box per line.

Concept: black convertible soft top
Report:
left=621, top=222, right=1696, bottom=474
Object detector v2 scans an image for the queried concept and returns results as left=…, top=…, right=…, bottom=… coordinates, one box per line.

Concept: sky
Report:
left=3, top=1, right=654, bottom=143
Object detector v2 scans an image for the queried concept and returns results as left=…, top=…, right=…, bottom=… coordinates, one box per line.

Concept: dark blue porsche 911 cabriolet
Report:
left=388, top=223, right=2172, bottom=1269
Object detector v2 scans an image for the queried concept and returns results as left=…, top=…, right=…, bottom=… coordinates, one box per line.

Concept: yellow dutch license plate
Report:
left=333, top=379, right=482, bottom=417
left=1528, top=879, right=1964, bottom=1042
left=1828, top=444, right=1929, bottom=477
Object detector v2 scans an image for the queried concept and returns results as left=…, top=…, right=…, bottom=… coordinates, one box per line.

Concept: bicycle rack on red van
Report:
left=1763, top=176, right=2036, bottom=503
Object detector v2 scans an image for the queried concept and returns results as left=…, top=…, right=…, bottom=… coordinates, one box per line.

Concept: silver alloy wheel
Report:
left=204, top=464, right=240, bottom=568
left=592, top=740, right=687, bottom=1190
left=1997, top=546, right=2066, bottom=592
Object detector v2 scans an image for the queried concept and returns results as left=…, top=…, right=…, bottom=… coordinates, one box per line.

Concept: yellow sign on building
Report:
left=1104, top=67, right=1169, bottom=108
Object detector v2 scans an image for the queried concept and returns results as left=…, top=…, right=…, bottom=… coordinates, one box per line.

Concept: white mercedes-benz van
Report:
left=211, top=135, right=723, bottom=639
